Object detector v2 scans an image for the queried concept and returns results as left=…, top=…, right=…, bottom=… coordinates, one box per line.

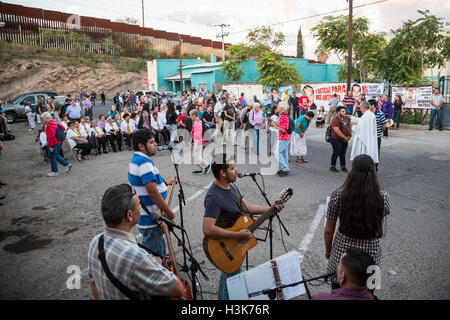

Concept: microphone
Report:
left=148, top=211, right=184, bottom=231
left=237, top=172, right=260, bottom=178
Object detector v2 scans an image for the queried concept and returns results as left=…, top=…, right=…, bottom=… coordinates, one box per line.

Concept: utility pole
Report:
left=179, top=36, right=183, bottom=94
left=214, top=24, right=230, bottom=61
left=346, top=0, right=353, bottom=93
left=141, top=0, right=145, bottom=28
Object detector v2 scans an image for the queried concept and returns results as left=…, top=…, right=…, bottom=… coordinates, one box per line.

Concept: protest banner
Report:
left=391, top=85, right=432, bottom=109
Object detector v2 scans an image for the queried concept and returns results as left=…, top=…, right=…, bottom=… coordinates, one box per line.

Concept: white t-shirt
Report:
left=89, top=126, right=104, bottom=137
left=61, top=121, right=68, bottom=131
left=105, top=122, right=119, bottom=135
left=24, top=105, right=32, bottom=114
left=67, top=129, right=79, bottom=149
left=269, top=115, right=279, bottom=132
left=39, top=132, right=47, bottom=147
left=120, top=120, right=136, bottom=134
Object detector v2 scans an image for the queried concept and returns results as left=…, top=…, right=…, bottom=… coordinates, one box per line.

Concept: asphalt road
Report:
left=0, top=119, right=449, bottom=300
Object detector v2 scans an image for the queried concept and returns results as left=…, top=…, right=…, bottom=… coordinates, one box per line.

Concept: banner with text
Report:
left=300, top=83, right=384, bottom=111
left=390, top=85, right=432, bottom=109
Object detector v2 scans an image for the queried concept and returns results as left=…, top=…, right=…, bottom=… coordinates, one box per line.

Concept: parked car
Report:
left=134, top=90, right=161, bottom=107
left=4, top=91, right=58, bottom=123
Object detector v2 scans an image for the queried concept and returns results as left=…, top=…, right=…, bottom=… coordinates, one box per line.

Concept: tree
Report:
left=311, top=15, right=385, bottom=82
left=224, top=26, right=302, bottom=86
left=297, top=27, right=304, bottom=58
left=114, top=17, right=139, bottom=25
left=256, top=51, right=302, bottom=87
left=221, top=60, right=245, bottom=81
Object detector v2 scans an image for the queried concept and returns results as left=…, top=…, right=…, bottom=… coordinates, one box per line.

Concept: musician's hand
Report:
left=274, top=200, right=285, bottom=212
left=236, top=229, right=252, bottom=243
left=167, top=175, right=177, bottom=185
left=165, top=208, right=176, bottom=220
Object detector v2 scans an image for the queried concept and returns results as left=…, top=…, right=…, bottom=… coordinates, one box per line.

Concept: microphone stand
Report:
left=168, top=226, right=209, bottom=300
left=168, top=147, right=189, bottom=273
left=250, top=174, right=290, bottom=260
left=248, top=272, right=335, bottom=300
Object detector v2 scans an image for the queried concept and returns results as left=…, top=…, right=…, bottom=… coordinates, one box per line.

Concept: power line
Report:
left=229, top=0, right=389, bottom=35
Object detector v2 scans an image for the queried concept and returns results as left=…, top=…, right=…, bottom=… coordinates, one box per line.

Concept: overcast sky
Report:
left=4, top=0, right=450, bottom=63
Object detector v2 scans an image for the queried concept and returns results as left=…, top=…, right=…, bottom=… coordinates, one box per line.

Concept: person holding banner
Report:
left=429, top=88, right=444, bottom=131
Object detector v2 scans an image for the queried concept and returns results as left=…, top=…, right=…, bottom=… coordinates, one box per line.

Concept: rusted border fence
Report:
left=0, top=1, right=230, bottom=58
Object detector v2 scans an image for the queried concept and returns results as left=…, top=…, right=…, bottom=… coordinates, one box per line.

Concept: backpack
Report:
left=50, top=121, right=66, bottom=141
left=325, top=125, right=332, bottom=143
left=287, top=116, right=295, bottom=135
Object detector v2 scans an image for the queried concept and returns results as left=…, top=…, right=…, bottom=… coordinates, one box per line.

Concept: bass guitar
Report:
left=203, top=188, right=293, bottom=274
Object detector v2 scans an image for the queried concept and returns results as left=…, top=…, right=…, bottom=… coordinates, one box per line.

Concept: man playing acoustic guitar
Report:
left=203, top=153, right=284, bottom=300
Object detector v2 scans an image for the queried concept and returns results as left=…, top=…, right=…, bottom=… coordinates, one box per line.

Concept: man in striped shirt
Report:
left=343, top=91, right=355, bottom=116
left=369, top=99, right=387, bottom=171
left=128, top=129, right=176, bottom=258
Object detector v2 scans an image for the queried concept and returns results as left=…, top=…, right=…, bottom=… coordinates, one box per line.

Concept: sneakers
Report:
left=47, top=172, right=58, bottom=177
left=204, top=164, right=211, bottom=174
left=65, top=163, right=72, bottom=173
left=341, top=167, right=348, bottom=173
left=330, top=167, right=339, bottom=173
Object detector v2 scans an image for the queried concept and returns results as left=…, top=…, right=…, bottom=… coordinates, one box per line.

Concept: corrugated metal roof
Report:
left=181, top=62, right=223, bottom=70
left=164, top=67, right=222, bottom=81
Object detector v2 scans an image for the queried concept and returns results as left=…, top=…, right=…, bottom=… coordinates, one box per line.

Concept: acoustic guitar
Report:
left=203, top=188, right=293, bottom=274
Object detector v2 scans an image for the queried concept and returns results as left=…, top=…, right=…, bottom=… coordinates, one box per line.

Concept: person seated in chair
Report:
left=80, top=116, right=91, bottom=137
left=67, top=121, right=92, bottom=161
left=312, top=247, right=376, bottom=300
left=105, top=116, right=122, bottom=152
left=150, top=112, right=169, bottom=145
left=89, top=120, right=108, bottom=154
left=120, top=113, right=136, bottom=150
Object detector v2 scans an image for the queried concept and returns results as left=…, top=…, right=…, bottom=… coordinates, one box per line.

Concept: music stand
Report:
left=249, top=174, right=290, bottom=260
left=248, top=272, right=335, bottom=300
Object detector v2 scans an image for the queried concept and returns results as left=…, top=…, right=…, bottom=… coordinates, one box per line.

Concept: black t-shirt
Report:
left=393, top=101, right=403, bottom=111
left=203, top=111, right=214, bottom=123
left=204, top=183, right=243, bottom=228
left=223, top=105, right=235, bottom=121
left=290, top=97, right=299, bottom=109
left=37, top=102, right=46, bottom=114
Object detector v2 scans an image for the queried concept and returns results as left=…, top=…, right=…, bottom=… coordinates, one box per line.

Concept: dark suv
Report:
left=4, top=91, right=58, bottom=123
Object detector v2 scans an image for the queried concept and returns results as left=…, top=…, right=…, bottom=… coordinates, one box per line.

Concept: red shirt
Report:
left=46, top=119, right=64, bottom=147
left=177, top=114, right=187, bottom=127
left=298, top=96, right=309, bottom=110
left=277, top=113, right=291, bottom=141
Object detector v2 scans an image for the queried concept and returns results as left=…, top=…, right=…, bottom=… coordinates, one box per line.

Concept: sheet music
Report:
left=275, top=251, right=306, bottom=300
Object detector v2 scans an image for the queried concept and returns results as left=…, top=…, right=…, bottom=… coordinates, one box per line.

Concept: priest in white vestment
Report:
left=350, top=101, right=379, bottom=164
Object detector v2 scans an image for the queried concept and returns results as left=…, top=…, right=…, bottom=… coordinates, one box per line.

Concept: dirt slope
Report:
left=0, top=59, right=146, bottom=100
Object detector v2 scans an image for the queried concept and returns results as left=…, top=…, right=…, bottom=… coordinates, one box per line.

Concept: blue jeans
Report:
left=392, top=109, right=402, bottom=128
left=300, top=109, right=307, bottom=116
left=48, top=142, right=69, bottom=173
left=429, top=108, right=442, bottom=130
left=346, top=107, right=353, bottom=116
left=278, top=140, right=290, bottom=172
left=139, top=227, right=167, bottom=258
left=218, top=267, right=242, bottom=300
left=252, top=129, right=260, bottom=154
left=293, top=108, right=300, bottom=119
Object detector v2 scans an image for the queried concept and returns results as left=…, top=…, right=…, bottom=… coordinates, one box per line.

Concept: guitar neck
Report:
left=248, top=206, right=276, bottom=233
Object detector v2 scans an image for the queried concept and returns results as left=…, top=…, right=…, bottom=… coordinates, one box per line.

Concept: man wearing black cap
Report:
left=211, top=96, right=227, bottom=142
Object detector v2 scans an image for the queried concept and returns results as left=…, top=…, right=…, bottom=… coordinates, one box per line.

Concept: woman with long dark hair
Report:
left=324, top=154, right=391, bottom=288
left=392, top=95, right=404, bottom=130
left=166, top=102, right=178, bottom=147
